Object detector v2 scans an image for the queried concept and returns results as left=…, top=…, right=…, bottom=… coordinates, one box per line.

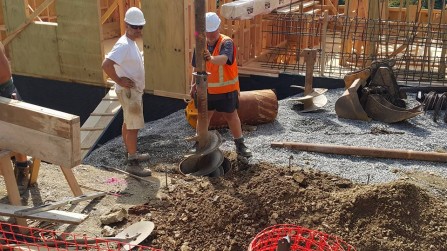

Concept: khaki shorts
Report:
left=116, top=88, right=144, bottom=130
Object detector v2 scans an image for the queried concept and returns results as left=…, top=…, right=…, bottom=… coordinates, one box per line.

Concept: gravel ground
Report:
left=84, top=88, right=447, bottom=185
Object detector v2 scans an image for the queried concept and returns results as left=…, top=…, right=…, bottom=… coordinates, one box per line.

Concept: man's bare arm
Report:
left=101, top=58, right=134, bottom=88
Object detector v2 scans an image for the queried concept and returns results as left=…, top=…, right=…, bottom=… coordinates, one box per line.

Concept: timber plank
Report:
left=0, top=121, right=80, bottom=167
left=0, top=204, right=88, bottom=224
left=0, top=97, right=79, bottom=139
left=0, top=153, right=27, bottom=226
left=14, top=192, right=105, bottom=216
left=80, top=89, right=121, bottom=159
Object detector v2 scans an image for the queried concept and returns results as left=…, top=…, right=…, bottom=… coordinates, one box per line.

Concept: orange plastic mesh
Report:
left=248, top=224, right=356, bottom=251
left=0, top=223, right=162, bottom=251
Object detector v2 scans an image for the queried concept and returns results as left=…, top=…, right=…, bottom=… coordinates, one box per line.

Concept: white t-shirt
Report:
left=106, top=35, right=145, bottom=93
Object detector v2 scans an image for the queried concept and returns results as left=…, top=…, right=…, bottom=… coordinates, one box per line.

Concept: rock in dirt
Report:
left=100, top=207, right=128, bottom=225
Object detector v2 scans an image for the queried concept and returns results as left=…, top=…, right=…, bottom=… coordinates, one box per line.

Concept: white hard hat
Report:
left=124, top=7, right=146, bottom=26
left=206, top=12, right=221, bottom=32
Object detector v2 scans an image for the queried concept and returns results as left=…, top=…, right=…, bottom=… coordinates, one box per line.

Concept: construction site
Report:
left=1, top=0, right=447, bottom=250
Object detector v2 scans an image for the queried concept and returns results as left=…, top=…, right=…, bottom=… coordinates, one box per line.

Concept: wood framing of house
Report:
left=1, top=0, right=446, bottom=101
left=0, top=0, right=192, bottom=100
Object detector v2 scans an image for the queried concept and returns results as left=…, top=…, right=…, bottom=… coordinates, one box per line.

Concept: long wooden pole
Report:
left=271, top=142, right=447, bottom=162
left=301, top=48, right=316, bottom=95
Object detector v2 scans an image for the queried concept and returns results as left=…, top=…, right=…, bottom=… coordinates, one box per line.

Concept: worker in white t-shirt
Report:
left=102, top=7, right=151, bottom=177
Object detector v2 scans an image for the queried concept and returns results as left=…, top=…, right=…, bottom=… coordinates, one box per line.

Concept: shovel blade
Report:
left=115, top=221, right=155, bottom=250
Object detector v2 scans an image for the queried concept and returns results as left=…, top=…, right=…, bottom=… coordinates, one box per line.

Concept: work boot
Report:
left=127, top=152, right=150, bottom=162
left=14, top=160, right=31, bottom=195
left=234, top=137, right=252, bottom=158
left=125, top=163, right=152, bottom=177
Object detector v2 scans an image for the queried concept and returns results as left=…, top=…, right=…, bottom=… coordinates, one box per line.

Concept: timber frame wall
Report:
left=0, top=0, right=192, bottom=99
left=1, top=0, right=446, bottom=101
left=1, top=0, right=104, bottom=86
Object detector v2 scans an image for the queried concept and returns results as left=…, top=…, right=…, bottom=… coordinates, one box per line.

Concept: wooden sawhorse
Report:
left=0, top=96, right=83, bottom=226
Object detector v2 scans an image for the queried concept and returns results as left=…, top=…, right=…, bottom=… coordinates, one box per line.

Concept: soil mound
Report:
left=127, top=156, right=447, bottom=250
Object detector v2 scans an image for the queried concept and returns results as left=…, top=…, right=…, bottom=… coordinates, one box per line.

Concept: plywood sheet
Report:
left=10, top=23, right=61, bottom=78
left=2, top=1, right=60, bottom=79
left=56, top=0, right=104, bottom=85
left=142, top=0, right=187, bottom=95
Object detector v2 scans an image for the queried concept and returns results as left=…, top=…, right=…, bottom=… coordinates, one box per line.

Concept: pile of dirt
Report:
left=2, top=153, right=447, bottom=251
left=125, top=154, right=447, bottom=250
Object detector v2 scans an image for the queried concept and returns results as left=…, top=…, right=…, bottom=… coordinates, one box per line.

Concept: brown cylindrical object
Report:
left=185, top=90, right=278, bottom=129
left=271, top=142, right=447, bottom=163
left=210, top=89, right=278, bottom=128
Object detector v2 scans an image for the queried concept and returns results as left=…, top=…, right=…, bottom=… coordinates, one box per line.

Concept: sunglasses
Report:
left=128, top=24, right=144, bottom=30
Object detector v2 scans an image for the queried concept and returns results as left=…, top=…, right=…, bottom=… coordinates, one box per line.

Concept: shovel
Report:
left=115, top=221, right=155, bottom=250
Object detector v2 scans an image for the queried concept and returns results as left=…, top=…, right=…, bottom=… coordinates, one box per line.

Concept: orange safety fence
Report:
left=248, top=224, right=356, bottom=251
left=0, top=223, right=162, bottom=251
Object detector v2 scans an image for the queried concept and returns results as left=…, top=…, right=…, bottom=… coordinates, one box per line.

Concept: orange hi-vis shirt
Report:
left=206, top=34, right=240, bottom=94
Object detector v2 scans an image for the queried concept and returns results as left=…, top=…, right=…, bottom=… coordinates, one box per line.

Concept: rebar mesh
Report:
left=258, top=9, right=447, bottom=86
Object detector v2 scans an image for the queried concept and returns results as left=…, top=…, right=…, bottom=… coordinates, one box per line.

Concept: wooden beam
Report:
left=2, top=0, right=55, bottom=46
left=90, top=112, right=116, bottom=116
left=0, top=204, right=88, bottom=224
left=271, top=141, right=447, bottom=162
left=28, top=158, right=41, bottom=185
left=119, top=0, right=125, bottom=35
left=0, top=97, right=81, bottom=168
left=14, top=192, right=105, bottom=216
left=101, top=0, right=119, bottom=24
left=60, top=166, right=83, bottom=196
left=27, top=5, right=43, bottom=22
left=0, top=151, right=27, bottom=227
left=80, top=127, right=106, bottom=131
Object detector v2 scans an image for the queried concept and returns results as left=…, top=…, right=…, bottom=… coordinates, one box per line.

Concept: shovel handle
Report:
left=41, top=233, right=140, bottom=247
